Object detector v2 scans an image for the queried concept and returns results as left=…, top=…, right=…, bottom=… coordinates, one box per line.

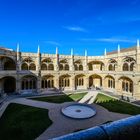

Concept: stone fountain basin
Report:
left=61, top=103, right=96, bottom=119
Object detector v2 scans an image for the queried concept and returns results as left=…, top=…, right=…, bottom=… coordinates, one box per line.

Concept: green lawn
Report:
left=0, top=103, right=52, bottom=140
left=31, top=92, right=140, bottom=115
left=30, top=92, right=87, bottom=103
left=94, top=93, right=140, bottom=115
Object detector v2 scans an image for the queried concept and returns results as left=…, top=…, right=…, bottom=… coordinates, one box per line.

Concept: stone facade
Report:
left=0, top=42, right=140, bottom=99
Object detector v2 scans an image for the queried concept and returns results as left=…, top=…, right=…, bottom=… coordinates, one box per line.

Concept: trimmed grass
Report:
left=0, top=103, right=52, bottom=140
left=31, top=92, right=140, bottom=115
left=31, top=93, right=87, bottom=103
left=94, top=93, right=140, bottom=115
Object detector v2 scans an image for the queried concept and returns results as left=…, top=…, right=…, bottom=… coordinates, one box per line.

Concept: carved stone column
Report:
left=84, top=76, right=89, bottom=89
left=37, top=76, right=41, bottom=93
left=54, top=76, right=59, bottom=90
left=70, top=76, right=75, bottom=90
left=16, top=75, right=20, bottom=94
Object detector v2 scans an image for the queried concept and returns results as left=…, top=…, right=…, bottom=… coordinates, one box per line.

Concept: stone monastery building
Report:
left=0, top=41, right=140, bottom=99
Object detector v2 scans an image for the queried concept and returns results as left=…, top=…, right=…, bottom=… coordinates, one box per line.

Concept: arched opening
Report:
left=21, top=75, right=37, bottom=91
left=74, top=60, right=83, bottom=71
left=75, top=74, right=85, bottom=90
left=123, top=63, right=129, bottom=71
left=59, top=59, right=69, bottom=71
left=119, top=76, right=133, bottom=94
left=41, top=75, right=54, bottom=89
left=4, top=58, right=16, bottom=70
left=29, top=63, right=36, bottom=70
left=3, top=76, right=16, bottom=94
left=21, top=63, right=28, bottom=70
left=105, top=75, right=115, bottom=89
left=59, top=75, right=70, bottom=90
left=41, top=63, right=47, bottom=70
left=88, top=61, right=104, bottom=71
left=108, top=64, right=113, bottom=71
left=123, top=57, right=136, bottom=71
left=108, top=59, right=117, bottom=71
left=89, top=74, right=102, bottom=88
left=65, top=64, right=69, bottom=71
left=48, top=64, right=54, bottom=70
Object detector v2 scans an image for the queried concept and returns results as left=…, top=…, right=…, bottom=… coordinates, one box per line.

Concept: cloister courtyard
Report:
left=1, top=91, right=140, bottom=140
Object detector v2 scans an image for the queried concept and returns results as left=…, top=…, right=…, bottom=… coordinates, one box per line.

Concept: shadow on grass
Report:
left=30, top=93, right=87, bottom=103
left=94, top=94, right=140, bottom=115
left=0, top=103, right=52, bottom=140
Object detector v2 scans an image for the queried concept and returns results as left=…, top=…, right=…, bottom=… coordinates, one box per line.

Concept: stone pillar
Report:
left=70, top=76, right=75, bottom=90
left=84, top=76, right=89, bottom=89
left=84, top=50, right=88, bottom=71
left=70, top=56, right=74, bottom=71
left=117, top=58, right=122, bottom=71
left=36, top=46, right=41, bottom=72
left=102, top=77, right=106, bottom=89
left=133, top=80, right=140, bottom=99
left=16, top=44, right=21, bottom=71
left=37, top=76, right=41, bottom=93
left=55, top=47, right=59, bottom=71
left=16, top=75, right=20, bottom=94
left=16, top=44, right=21, bottom=94
left=136, top=42, right=140, bottom=72
left=115, top=80, right=121, bottom=95
left=36, top=47, right=41, bottom=93
left=54, top=76, right=59, bottom=90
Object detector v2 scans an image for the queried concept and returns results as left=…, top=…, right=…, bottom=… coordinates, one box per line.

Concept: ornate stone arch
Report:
left=41, top=63, right=47, bottom=70
left=21, top=75, right=37, bottom=90
left=122, top=57, right=136, bottom=71
left=108, top=59, right=117, bottom=71
left=118, top=76, right=133, bottom=94
left=1, top=57, right=16, bottom=70
left=41, top=75, right=54, bottom=89
left=29, top=63, right=36, bottom=70
left=88, top=60, right=104, bottom=71
left=104, top=75, right=115, bottom=89
left=48, top=64, right=54, bottom=70
left=89, top=74, right=102, bottom=88
left=59, top=74, right=71, bottom=89
left=21, top=63, right=28, bottom=70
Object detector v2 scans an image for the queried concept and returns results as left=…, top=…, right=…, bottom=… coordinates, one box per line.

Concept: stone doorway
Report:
left=3, top=77, right=16, bottom=94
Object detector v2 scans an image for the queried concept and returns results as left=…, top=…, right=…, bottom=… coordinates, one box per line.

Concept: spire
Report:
left=17, top=43, right=20, bottom=53
left=85, top=49, right=87, bottom=57
left=16, top=43, right=20, bottom=68
left=118, top=44, right=120, bottom=53
left=104, top=48, right=106, bottom=56
left=37, top=45, right=40, bottom=54
left=71, top=48, right=73, bottom=56
left=137, top=39, right=139, bottom=49
left=56, top=47, right=58, bottom=54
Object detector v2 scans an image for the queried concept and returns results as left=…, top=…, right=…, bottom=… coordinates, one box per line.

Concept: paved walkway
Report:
left=36, top=102, right=130, bottom=140
left=0, top=93, right=131, bottom=140
left=79, top=90, right=98, bottom=104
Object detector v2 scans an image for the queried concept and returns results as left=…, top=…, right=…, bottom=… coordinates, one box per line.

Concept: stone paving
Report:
left=0, top=93, right=131, bottom=140
left=79, top=90, right=98, bottom=104
left=36, top=102, right=130, bottom=140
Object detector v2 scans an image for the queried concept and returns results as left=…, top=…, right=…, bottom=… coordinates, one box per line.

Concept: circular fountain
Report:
left=61, top=103, right=96, bottom=119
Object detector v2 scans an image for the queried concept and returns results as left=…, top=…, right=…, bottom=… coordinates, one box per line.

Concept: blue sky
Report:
left=0, top=0, right=140, bottom=56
